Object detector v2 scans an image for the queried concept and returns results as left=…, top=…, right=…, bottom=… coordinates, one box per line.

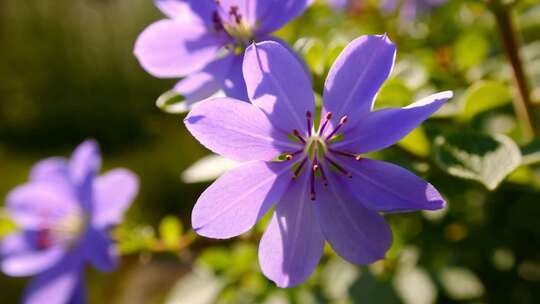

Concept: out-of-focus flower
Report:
left=134, top=0, right=312, bottom=108
left=327, top=0, right=446, bottom=20
left=1, top=140, right=138, bottom=304
left=184, top=35, right=452, bottom=287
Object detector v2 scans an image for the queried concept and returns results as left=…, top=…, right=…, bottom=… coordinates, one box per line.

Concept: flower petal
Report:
left=255, top=0, right=313, bottom=34
left=6, top=183, right=78, bottom=230
left=92, top=169, right=138, bottom=228
left=174, top=55, right=235, bottom=105
left=185, top=97, right=300, bottom=161
left=23, top=251, right=83, bottom=304
left=339, top=158, right=445, bottom=213
left=30, top=157, right=69, bottom=183
left=223, top=54, right=249, bottom=101
left=322, top=35, right=396, bottom=130
left=134, top=18, right=225, bottom=78
left=259, top=174, right=324, bottom=288
left=243, top=41, right=314, bottom=134
left=82, top=228, right=118, bottom=272
left=333, top=91, right=452, bottom=153
left=0, top=232, right=65, bottom=277
left=192, top=161, right=291, bottom=239
left=155, top=0, right=215, bottom=22
left=70, top=140, right=101, bottom=212
left=315, top=170, right=392, bottom=264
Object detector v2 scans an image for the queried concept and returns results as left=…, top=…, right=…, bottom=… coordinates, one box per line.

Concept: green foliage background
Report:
left=0, top=0, right=539, bottom=303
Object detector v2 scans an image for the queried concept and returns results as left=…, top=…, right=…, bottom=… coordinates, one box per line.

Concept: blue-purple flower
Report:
left=134, top=0, right=311, bottom=107
left=1, top=140, right=138, bottom=303
left=184, top=35, right=452, bottom=287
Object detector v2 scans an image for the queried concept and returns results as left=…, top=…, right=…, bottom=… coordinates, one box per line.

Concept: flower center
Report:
left=212, top=4, right=254, bottom=53
left=283, top=111, right=363, bottom=201
left=34, top=210, right=85, bottom=250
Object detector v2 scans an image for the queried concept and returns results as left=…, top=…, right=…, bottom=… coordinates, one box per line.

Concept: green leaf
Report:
left=398, top=127, right=431, bottom=157
left=374, top=78, right=413, bottom=109
left=454, top=31, right=489, bottom=71
left=156, top=90, right=189, bottom=114
left=0, top=210, right=17, bottom=239
left=434, top=131, right=522, bottom=190
left=460, top=81, right=512, bottom=120
left=295, top=37, right=326, bottom=75
left=159, top=216, right=183, bottom=250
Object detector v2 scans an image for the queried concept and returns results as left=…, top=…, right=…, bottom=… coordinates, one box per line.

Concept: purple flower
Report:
left=134, top=0, right=312, bottom=107
left=184, top=35, right=452, bottom=287
left=1, top=140, right=138, bottom=304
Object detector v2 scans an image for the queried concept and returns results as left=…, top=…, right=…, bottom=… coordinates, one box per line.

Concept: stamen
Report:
left=292, top=129, right=306, bottom=144
left=293, top=158, right=308, bottom=178
left=329, top=148, right=362, bottom=160
left=306, top=111, right=313, bottom=136
left=325, top=115, right=348, bottom=141
left=229, top=6, right=242, bottom=23
left=212, top=11, right=224, bottom=31
left=310, top=162, right=316, bottom=201
left=284, top=150, right=302, bottom=161
left=319, top=164, right=329, bottom=186
left=325, top=156, right=352, bottom=178
left=318, top=112, right=332, bottom=136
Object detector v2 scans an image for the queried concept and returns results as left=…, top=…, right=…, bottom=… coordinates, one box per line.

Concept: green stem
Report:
left=489, top=1, right=537, bottom=141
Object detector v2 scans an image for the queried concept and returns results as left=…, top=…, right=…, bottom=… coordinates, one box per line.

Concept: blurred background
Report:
left=1, top=0, right=539, bottom=303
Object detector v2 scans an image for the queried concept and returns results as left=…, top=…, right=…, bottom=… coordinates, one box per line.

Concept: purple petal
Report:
left=155, top=0, right=215, bottom=22
left=223, top=54, right=249, bottom=101
left=340, top=158, right=445, bottom=213
left=243, top=41, right=314, bottom=134
left=1, top=233, right=65, bottom=277
left=134, top=18, right=225, bottom=78
left=322, top=35, right=396, bottom=130
left=6, top=183, right=78, bottom=230
left=30, top=157, right=69, bottom=183
left=23, top=251, right=83, bottom=304
left=82, top=228, right=118, bottom=272
left=192, top=161, right=291, bottom=239
left=174, top=55, right=235, bottom=105
left=314, top=170, right=392, bottom=264
left=92, top=169, right=138, bottom=228
left=70, top=140, right=101, bottom=212
left=333, top=91, right=452, bottom=153
left=184, top=97, right=300, bottom=161
left=259, top=174, right=324, bottom=288
left=255, top=0, right=312, bottom=34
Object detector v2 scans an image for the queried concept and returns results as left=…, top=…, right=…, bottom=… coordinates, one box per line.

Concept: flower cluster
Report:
left=1, top=0, right=454, bottom=302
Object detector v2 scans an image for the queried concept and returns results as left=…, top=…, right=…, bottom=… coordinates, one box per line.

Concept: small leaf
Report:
left=398, top=127, right=430, bottom=157
left=454, top=31, right=489, bottom=71
left=460, top=81, right=511, bottom=120
left=434, top=131, right=522, bottom=190
left=156, top=90, right=190, bottom=114
left=295, top=37, right=327, bottom=75
left=159, top=216, right=183, bottom=250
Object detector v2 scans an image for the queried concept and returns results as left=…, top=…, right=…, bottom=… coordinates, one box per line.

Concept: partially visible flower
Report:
left=185, top=35, right=452, bottom=287
left=134, top=0, right=312, bottom=109
left=1, top=140, right=138, bottom=304
left=327, top=0, right=446, bottom=20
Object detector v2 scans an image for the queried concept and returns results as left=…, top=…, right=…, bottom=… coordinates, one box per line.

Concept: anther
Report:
left=325, top=115, right=348, bottom=141
left=318, top=112, right=332, bottom=136
left=292, top=129, right=306, bottom=144
left=212, top=12, right=224, bottom=31
left=306, top=111, right=313, bottom=136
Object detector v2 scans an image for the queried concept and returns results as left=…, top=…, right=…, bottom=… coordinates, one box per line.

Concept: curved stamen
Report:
left=293, top=129, right=306, bottom=144
left=325, top=156, right=352, bottom=178
left=318, top=112, right=332, bottom=136
left=325, top=115, right=348, bottom=141
left=329, top=148, right=362, bottom=160
left=310, top=162, right=317, bottom=200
